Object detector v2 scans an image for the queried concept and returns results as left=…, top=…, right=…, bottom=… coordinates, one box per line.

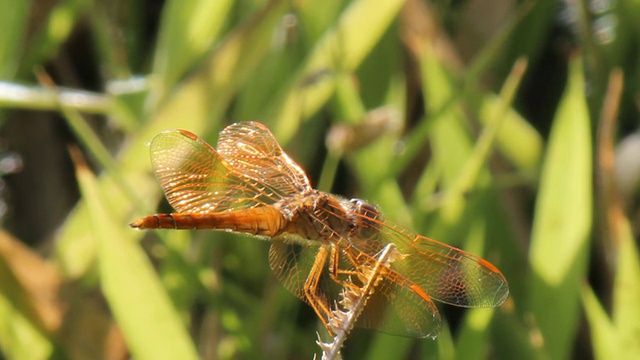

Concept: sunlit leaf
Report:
left=612, top=218, right=640, bottom=356
left=528, top=56, right=592, bottom=360
left=74, top=152, right=198, bottom=360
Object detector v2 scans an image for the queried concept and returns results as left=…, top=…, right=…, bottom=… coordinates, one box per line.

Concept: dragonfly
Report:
left=130, top=121, right=508, bottom=339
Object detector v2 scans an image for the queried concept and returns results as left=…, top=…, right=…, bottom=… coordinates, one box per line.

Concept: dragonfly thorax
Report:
left=274, top=191, right=383, bottom=248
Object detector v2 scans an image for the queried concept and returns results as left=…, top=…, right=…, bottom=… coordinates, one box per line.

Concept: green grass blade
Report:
left=582, top=284, right=620, bottom=359
left=527, top=56, right=592, bottom=360
left=612, top=219, right=640, bottom=356
left=455, top=308, right=495, bottom=360
left=0, top=0, right=29, bottom=79
left=0, top=295, right=52, bottom=359
left=74, top=152, right=198, bottom=360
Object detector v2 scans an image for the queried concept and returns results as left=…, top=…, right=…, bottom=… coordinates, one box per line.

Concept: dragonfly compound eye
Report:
left=349, top=198, right=381, bottom=228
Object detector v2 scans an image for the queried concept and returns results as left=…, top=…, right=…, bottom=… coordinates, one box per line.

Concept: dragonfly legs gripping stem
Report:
left=304, top=246, right=335, bottom=334
left=328, top=244, right=368, bottom=291
left=303, top=243, right=376, bottom=336
left=306, top=243, right=397, bottom=337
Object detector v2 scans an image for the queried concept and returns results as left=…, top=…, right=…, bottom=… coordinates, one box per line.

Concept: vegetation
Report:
left=0, top=0, right=638, bottom=359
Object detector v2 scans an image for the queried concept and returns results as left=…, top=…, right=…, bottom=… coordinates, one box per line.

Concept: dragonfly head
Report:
left=347, top=198, right=382, bottom=241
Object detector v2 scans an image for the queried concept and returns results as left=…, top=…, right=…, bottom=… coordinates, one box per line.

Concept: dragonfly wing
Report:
left=357, top=273, right=441, bottom=339
left=269, top=239, right=441, bottom=338
left=216, top=122, right=312, bottom=197
left=358, top=216, right=509, bottom=308
left=149, top=129, right=284, bottom=213
left=268, top=239, right=334, bottom=304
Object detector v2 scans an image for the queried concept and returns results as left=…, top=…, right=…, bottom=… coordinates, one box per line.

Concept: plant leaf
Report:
left=74, top=151, right=198, bottom=360
left=527, top=56, right=592, bottom=359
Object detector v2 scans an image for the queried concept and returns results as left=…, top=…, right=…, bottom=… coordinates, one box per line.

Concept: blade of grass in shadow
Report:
left=55, top=0, right=288, bottom=278
left=364, top=335, right=413, bottom=360
left=527, top=56, right=592, bottom=360
left=503, top=0, right=555, bottom=73
left=455, top=308, right=495, bottom=360
left=491, top=298, right=541, bottom=360
left=71, top=147, right=199, bottom=360
left=0, top=1, right=29, bottom=78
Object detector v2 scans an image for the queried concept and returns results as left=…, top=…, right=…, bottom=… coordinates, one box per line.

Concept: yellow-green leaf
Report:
left=528, top=56, right=592, bottom=359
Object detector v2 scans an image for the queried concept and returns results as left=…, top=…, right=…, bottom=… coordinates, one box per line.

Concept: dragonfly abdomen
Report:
left=130, top=206, right=287, bottom=236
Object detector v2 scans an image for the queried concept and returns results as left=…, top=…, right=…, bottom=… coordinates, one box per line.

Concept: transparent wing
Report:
left=268, top=239, right=441, bottom=338
left=356, top=268, right=441, bottom=339
left=149, top=129, right=292, bottom=213
left=216, top=122, right=311, bottom=198
left=348, top=208, right=509, bottom=308
left=393, top=232, right=508, bottom=308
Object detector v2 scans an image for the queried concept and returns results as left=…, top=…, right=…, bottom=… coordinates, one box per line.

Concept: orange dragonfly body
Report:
left=131, top=121, right=508, bottom=339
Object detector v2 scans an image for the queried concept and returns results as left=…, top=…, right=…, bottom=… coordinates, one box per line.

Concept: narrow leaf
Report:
left=582, top=284, right=620, bottom=359
left=73, top=149, right=198, bottom=360
left=528, top=56, right=592, bottom=359
left=612, top=219, right=640, bottom=356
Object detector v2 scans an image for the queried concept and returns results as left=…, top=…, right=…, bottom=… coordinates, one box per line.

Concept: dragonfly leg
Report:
left=303, top=245, right=334, bottom=334
left=328, top=244, right=367, bottom=290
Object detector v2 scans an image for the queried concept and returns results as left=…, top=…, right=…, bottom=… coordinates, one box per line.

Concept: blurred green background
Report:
left=0, top=0, right=639, bottom=359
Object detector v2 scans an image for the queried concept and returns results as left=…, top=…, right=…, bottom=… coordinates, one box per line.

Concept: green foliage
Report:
left=528, top=58, right=592, bottom=360
left=0, top=0, right=638, bottom=359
